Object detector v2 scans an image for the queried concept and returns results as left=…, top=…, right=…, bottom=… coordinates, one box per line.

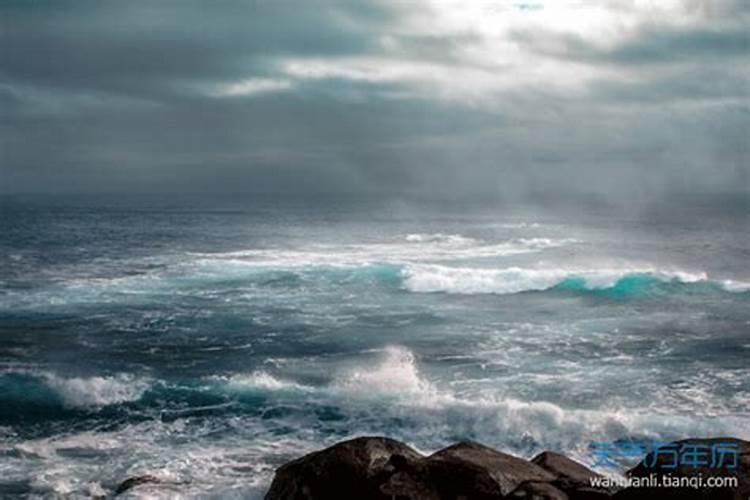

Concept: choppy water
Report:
left=1, top=196, right=749, bottom=498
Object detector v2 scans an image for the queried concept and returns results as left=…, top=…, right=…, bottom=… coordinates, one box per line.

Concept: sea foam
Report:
left=211, top=371, right=314, bottom=393
left=400, top=264, right=722, bottom=295
left=0, top=370, right=150, bottom=408
left=41, top=373, right=150, bottom=408
left=334, top=346, right=447, bottom=405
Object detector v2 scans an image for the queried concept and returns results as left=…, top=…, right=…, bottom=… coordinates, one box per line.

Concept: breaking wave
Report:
left=2, top=346, right=749, bottom=498
left=401, top=265, right=747, bottom=296
left=189, top=234, right=575, bottom=268
left=404, top=233, right=476, bottom=244
left=0, top=370, right=151, bottom=420
left=41, top=373, right=150, bottom=408
left=210, top=371, right=314, bottom=393
left=333, top=346, right=448, bottom=406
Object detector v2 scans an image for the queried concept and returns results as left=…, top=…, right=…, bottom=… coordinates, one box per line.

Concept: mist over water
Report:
left=1, top=195, right=749, bottom=498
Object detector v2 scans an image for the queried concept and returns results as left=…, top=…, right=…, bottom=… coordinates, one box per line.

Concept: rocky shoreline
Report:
left=262, top=436, right=749, bottom=500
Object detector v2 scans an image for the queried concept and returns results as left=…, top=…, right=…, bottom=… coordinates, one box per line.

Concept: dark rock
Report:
left=265, top=437, right=556, bottom=500
left=532, top=452, right=599, bottom=484
left=114, top=475, right=161, bottom=496
left=531, top=451, right=615, bottom=499
left=615, top=437, right=750, bottom=500
left=265, top=436, right=749, bottom=500
left=509, top=481, right=568, bottom=499
left=427, top=442, right=555, bottom=498
left=264, top=436, right=431, bottom=500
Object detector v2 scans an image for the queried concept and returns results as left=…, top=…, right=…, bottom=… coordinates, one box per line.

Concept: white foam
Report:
left=334, top=349, right=748, bottom=459
left=333, top=346, right=455, bottom=408
left=721, top=279, right=750, bottom=292
left=403, top=265, right=565, bottom=294
left=5, top=351, right=750, bottom=496
left=190, top=235, right=574, bottom=269
left=212, top=371, right=314, bottom=393
left=14, top=431, right=122, bottom=460
left=42, top=373, right=150, bottom=408
left=401, top=264, right=710, bottom=295
left=5, top=419, right=284, bottom=498
left=404, top=233, right=476, bottom=244
left=326, top=347, right=750, bottom=468
left=206, top=350, right=447, bottom=404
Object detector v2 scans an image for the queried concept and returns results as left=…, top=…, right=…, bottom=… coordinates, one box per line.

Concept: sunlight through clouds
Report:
left=1, top=0, right=747, bottom=198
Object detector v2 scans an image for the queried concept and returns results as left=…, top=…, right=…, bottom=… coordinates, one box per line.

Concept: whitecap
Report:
left=211, top=371, right=314, bottom=393
left=333, top=346, right=454, bottom=407
left=401, top=264, right=712, bottom=295
left=404, top=233, right=476, bottom=245
left=189, top=235, right=575, bottom=269
left=721, top=279, right=750, bottom=292
left=41, top=373, right=150, bottom=408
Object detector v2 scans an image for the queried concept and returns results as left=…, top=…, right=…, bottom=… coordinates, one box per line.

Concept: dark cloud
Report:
left=0, top=0, right=387, bottom=98
left=0, top=0, right=747, bottom=205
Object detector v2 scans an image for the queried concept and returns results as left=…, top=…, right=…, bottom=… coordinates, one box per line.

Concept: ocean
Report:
left=1, top=195, right=748, bottom=498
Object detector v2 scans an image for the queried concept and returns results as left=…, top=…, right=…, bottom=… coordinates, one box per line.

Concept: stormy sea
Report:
left=1, top=195, right=748, bottom=498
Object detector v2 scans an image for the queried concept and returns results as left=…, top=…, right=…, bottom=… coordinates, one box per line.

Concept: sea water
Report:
left=1, top=195, right=748, bottom=498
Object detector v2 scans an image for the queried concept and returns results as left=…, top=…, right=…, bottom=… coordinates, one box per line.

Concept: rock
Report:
left=532, top=452, right=599, bottom=484
left=265, top=437, right=556, bottom=500
left=114, top=475, right=161, bottom=496
left=264, top=436, right=431, bottom=500
left=531, top=451, right=615, bottom=499
left=265, top=436, right=749, bottom=500
left=615, top=437, right=750, bottom=500
left=508, top=481, right=569, bottom=499
left=427, top=442, right=555, bottom=498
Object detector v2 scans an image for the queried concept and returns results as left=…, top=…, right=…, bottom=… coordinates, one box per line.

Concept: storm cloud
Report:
left=1, top=0, right=748, bottom=204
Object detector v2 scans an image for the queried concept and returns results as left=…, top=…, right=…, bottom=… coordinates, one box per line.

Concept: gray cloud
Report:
left=1, top=0, right=748, bottom=206
left=511, top=24, right=748, bottom=67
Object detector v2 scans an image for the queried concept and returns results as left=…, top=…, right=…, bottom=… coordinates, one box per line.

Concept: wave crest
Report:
left=211, top=371, right=313, bottom=393
left=0, top=371, right=151, bottom=408
left=42, top=373, right=150, bottom=408
left=400, top=264, right=734, bottom=295
left=404, top=233, right=476, bottom=245
left=333, top=346, right=455, bottom=408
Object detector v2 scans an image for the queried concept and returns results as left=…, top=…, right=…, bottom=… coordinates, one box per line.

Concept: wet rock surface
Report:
left=265, top=436, right=614, bottom=499
left=266, top=436, right=750, bottom=499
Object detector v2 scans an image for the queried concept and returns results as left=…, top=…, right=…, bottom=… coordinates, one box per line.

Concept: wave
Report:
left=1, top=233, right=582, bottom=309
left=210, top=371, right=314, bottom=394
left=721, top=279, right=750, bottom=292
left=3, top=349, right=749, bottom=477
left=333, top=346, right=448, bottom=405
left=401, top=264, right=747, bottom=296
left=206, top=348, right=750, bottom=461
left=4, top=350, right=747, bottom=430
left=404, top=233, right=476, bottom=244
left=42, top=373, right=150, bottom=408
left=240, top=347, right=749, bottom=466
left=0, top=371, right=150, bottom=412
left=190, top=235, right=575, bottom=267
left=6, top=263, right=745, bottom=313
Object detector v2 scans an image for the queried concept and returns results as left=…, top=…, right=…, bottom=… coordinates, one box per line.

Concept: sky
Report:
left=1, top=0, right=748, bottom=204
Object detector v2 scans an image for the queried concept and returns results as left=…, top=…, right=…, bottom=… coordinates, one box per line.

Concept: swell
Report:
left=400, top=264, right=750, bottom=297
left=2, top=348, right=748, bottom=466
left=3, top=262, right=747, bottom=312
left=0, top=372, right=152, bottom=425
left=0, top=369, right=315, bottom=427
